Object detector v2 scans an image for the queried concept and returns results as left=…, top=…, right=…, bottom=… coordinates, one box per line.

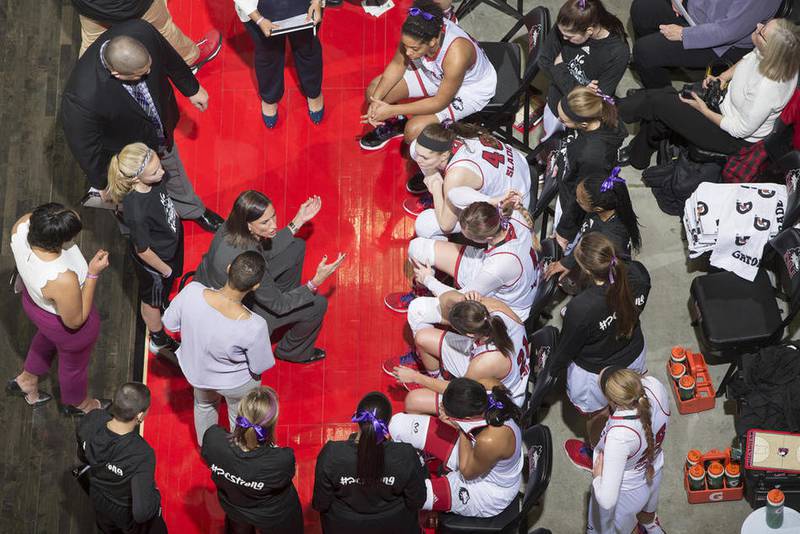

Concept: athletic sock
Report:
left=426, top=369, right=441, bottom=379
left=639, top=518, right=664, bottom=534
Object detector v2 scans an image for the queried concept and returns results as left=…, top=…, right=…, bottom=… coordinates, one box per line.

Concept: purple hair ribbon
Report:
left=487, top=393, right=505, bottom=411
left=352, top=409, right=390, bottom=444
left=595, top=89, right=616, bottom=105
left=608, top=255, right=618, bottom=284
left=497, top=206, right=510, bottom=230
left=235, top=416, right=268, bottom=443
left=600, top=166, right=625, bottom=192
left=577, top=0, right=586, bottom=9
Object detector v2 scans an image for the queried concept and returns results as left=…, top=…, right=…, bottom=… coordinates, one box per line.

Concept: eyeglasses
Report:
left=757, top=24, right=768, bottom=43
left=408, top=7, right=435, bottom=20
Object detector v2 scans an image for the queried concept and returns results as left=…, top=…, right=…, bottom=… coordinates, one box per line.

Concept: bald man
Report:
left=61, top=19, right=223, bottom=232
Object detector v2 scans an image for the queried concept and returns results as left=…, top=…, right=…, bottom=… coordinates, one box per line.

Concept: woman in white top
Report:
left=620, top=18, right=800, bottom=170
left=589, top=368, right=670, bottom=534
left=6, top=204, right=110, bottom=415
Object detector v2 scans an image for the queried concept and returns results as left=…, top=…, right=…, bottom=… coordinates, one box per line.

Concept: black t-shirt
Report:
left=122, top=180, right=181, bottom=260
left=312, top=437, right=427, bottom=531
left=561, top=216, right=633, bottom=270
left=76, top=410, right=162, bottom=529
left=551, top=260, right=651, bottom=374
left=71, top=0, right=154, bottom=23
left=200, top=425, right=303, bottom=532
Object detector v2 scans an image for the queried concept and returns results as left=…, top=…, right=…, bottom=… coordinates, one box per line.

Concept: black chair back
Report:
left=782, top=165, right=800, bottom=229
left=524, top=326, right=559, bottom=426
left=768, top=226, right=800, bottom=328
left=520, top=424, right=553, bottom=515
left=526, top=238, right=562, bottom=333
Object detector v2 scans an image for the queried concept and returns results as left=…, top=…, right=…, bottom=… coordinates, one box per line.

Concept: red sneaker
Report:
left=190, top=29, right=222, bottom=74
left=383, top=350, right=427, bottom=391
left=564, top=439, right=593, bottom=473
left=384, top=290, right=417, bottom=312
left=402, top=194, right=434, bottom=218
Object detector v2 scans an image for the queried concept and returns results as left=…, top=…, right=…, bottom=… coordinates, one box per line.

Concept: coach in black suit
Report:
left=61, top=19, right=223, bottom=231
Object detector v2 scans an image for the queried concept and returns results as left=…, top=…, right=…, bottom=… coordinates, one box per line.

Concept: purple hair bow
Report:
left=497, top=206, right=510, bottom=230
left=352, top=409, right=390, bottom=444
left=487, top=393, right=505, bottom=411
left=595, top=89, right=615, bottom=105
left=577, top=0, right=586, bottom=9
left=600, top=167, right=625, bottom=193
left=608, top=255, right=618, bottom=284
left=235, top=416, right=268, bottom=443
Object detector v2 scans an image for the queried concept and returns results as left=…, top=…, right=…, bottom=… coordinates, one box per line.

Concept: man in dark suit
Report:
left=61, top=19, right=223, bottom=232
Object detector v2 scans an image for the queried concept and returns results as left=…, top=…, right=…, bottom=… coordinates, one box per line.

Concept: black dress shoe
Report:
left=406, top=171, right=427, bottom=195
left=279, top=348, right=326, bottom=363
left=60, top=398, right=113, bottom=417
left=326, top=0, right=343, bottom=6
left=195, top=209, right=224, bottom=233
left=6, top=378, right=53, bottom=407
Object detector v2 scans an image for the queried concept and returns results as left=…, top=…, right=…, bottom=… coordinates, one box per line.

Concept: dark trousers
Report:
left=95, top=510, right=167, bottom=534
left=619, top=88, right=749, bottom=168
left=630, top=0, right=749, bottom=88
left=244, top=21, right=323, bottom=104
left=257, top=238, right=328, bottom=361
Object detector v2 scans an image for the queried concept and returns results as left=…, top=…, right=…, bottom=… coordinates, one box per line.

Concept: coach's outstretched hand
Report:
left=311, top=252, right=347, bottom=287
left=292, top=195, right=322, bottom=228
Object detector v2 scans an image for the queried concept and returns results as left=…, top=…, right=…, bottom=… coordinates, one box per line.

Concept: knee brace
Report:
left=407, top=296, right=443, bottom=334
left=408, top=236, right=437, bottom=265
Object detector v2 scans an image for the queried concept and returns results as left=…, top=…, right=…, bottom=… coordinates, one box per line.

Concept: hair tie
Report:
left=559, top=95, right=595, bottom=123
left=351, top=409, right=390, bottom=444
left=608, top=255, right=618, bottom=284
left=416, top=129, right=453, bottom=153
left=235, top=415, right=268, bottom=443
left=600, top=166, right=625, bottom=193
left=486, top=393, right=505, bottom=412
left=595, top=89, right=615, bottom=105
left=577, top=0, right=586, bottom=9
left=497, top=206, right=510, bottom=230
left=407, top=7, right=435, bottom=20
left=123, top=148, right=153, bottom=179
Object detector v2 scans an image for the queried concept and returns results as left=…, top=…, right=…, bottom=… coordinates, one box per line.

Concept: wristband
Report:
left=255, top=16, right=265, bottom=25
left=288, top=221, right=298, bottom=234
left=86, top=273, right=99, bottom=280
left=306, top=280, right=318, bottom=293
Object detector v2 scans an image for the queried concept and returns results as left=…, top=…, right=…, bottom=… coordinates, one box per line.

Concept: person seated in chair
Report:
left=390, top=378, right=524, bottom=518
left=619, top=18, right=800, bottom=170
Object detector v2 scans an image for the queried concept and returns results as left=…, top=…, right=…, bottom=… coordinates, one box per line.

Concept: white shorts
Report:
left=587, top=468, right=663, bottom=534
left=452, top=245, right=486, bottom=289
left=440, top=331, right=473, bottom=379
left=403, top=66, right=494, bottom=123
left=566, top=343, right=648, bottom=415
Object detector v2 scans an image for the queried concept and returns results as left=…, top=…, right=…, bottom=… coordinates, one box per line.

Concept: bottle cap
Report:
left=707, top=461, right=724, bottom=476
left=687, top=449, right=702, bottom=463
left=679, top=375, right=695, bottom=388
left=689, top=464, right=705, bottom=478
left=768, top=488, right=785, bottom=504
left=671, top=346, right=686, bottom=358
left=670, top=363, right=686, bottom=376
left=725, top=463, right=740, bottom=475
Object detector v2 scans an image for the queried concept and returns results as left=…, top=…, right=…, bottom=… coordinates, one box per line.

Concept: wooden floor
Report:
left=0, top=1, right=139, bottom=532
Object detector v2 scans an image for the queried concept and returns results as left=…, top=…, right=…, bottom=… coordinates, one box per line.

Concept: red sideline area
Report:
left=144, top=0, right=426, bottom=532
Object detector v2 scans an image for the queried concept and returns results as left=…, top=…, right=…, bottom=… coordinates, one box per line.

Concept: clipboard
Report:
left=270, top=13, right=317, bottom=36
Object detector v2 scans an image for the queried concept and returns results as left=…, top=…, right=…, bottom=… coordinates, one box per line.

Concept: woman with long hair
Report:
left=620, top=18, right=800, bottom=169
left=194, top=190, right=345, bottom=363
left=390, top=378, right=523, bottom=517
left=313, top=392, right=427, bottom=533
left=385, top=195, right=538, bottom=320
left=546, top=233, right=651, bottom=472
left=385, top=292, right=529, bottom=412
left=539, top=0, right=629, bottom=140
left=201, top=386, right=303, bottom=534
left=589, top=368, right=670, bottom=534
left=7, top=203, right=110, bottom=415
left=552, top=87, right=628, bottom=250
left=547, top=167, right=641, bottom=281
left=403, top=121, right=532, bottom=230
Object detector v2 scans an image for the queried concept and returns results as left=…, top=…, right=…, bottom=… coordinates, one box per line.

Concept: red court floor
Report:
left=143, top=1, right=424, bottom=532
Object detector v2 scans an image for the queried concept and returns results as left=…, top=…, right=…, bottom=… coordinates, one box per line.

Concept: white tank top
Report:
left=10, top=220, right=88, bottom=315
left=411, top=19, right=495, bottom=89
left=484, top=214, right=538, bottom=317
left=455, top=418, right=523, bottom=489
left=596, top=376, right=670, bottom=490
left=447, top=137, right=531, bottom=202
left=470, top=310, right=530, bottom=406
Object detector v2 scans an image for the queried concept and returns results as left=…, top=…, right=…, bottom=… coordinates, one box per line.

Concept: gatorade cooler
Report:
left=684, top=448, right=744, bottom=504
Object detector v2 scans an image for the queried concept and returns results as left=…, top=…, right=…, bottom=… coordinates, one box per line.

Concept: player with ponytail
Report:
left=589, top=368, right=670, bottom=534
left=389, top=378, right=524, bottom=518
left=386, top=291, right=530, bottom=413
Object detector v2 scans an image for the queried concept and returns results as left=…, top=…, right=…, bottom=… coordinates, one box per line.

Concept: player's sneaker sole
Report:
left=359, top=132, right=404, bottom=151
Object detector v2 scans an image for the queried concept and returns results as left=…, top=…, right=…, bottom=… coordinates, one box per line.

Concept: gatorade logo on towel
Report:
left=736, top=201, right=753, bottom=214
left=754, top=217, right=771, bottom=231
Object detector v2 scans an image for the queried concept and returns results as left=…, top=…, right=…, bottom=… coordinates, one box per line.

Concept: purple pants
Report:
left=21, top=288, right=101, bottom=405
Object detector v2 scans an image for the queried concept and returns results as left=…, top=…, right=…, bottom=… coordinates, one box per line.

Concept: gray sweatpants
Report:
left=193, top=376, right=261, bottom=446
left=160, top=143, right=205, bottom=220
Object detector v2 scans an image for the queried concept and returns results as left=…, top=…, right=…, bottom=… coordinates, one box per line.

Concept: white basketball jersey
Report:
left=446, top=137, right=532, bottom=205
left=485, top=214, right=538, bottom=317
left=412, top=19, right=495, bottom=90
left=470, top=311, right=530, bottom=405
left=596, top=377, right=670, bottom=490
left=453, top=418, right=523, bottom=489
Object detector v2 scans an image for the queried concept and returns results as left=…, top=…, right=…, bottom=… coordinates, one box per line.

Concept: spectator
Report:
left=163, top=251, right=275, bottom=445
left=359, top=0, right=497, bottom=165
left=588, top=369, right=670, bottom=534
left=76, top=382, right=165, bottom=533
left=551, top=87, right=627, bottom=250
left=312, top=392, right=427, bottom=534
left=620, top=19, right=800, bottom=170
left=194, top=191, right=346, bottom=363
left=71, top=0, right=222, bottom=70
left=6, top=204, right=110, bottom=416
left=201, top=387, right=303, bottom=534
left=547, top=233, right=651, bottom=473
left=630, top=0, right=782, bottom=88
left=539, top=0, right=629, bottom=140
left=234, top=0, right=325, bottom=128
left=61, top=20, right=224, bottom=232
left=390, top=379, right=523, bottom=518
left=107, top=143, right=183, bottom=359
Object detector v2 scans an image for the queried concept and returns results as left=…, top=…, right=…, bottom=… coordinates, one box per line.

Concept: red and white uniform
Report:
left=587, top=376, right=670, bottom=534
left=389, top=414, right=523, bottom=517
left=403, top=19, right=497, bottom=123
left=440, top=310, right=530, bottom=406
left=409, top=212, right=539, bottom=320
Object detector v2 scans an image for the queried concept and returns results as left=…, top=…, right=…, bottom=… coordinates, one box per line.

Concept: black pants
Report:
left=244, top=21, right=323, bottom=104
left=629, top=0, right=749, bottom=88
left=256, top=237, right=328, bottom=361
left=224, top=511, right=303, bottom=534
left=95, top=510, right=168, bottom=534
left=619, top=88, right=749, bottom=168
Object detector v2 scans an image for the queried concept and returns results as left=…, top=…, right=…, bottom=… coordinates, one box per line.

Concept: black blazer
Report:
left=61, top=19, right=199, bottom=189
